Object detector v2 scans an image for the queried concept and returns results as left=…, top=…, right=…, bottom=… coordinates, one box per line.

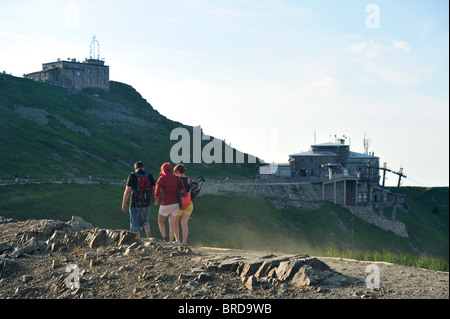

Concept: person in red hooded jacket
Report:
left=154, top=162, right=180, bottom=242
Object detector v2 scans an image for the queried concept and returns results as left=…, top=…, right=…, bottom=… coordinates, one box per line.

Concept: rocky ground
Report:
left=0, top=216, right=448, bottom=301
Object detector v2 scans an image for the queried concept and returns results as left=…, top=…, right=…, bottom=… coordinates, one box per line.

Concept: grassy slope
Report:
left=0, top=74, right=258, bottom=181
left=0, top=183, right=128, bottom=230
left=395, top=187, right=449, bottom=260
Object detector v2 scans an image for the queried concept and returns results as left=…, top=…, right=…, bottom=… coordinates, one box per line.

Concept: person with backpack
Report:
left=173, top=164, right=193, bottom=245
left=154, top=162, right=180, bottom=242
left=122, top=161, right=156, bottom=239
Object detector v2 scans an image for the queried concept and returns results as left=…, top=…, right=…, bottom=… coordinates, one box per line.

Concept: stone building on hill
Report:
left=288, top=140, right=380, bottom=184
left=287, top=138, right=380, bottom=207
left=259, top=136, right=408, bottom=212
left=24, top=37, right=109, bottom=91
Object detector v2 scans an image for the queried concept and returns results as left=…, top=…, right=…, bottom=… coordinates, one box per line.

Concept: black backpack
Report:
left=133, top=172, right=152, bottom=207
left=189, top=176, right=205, bottom=201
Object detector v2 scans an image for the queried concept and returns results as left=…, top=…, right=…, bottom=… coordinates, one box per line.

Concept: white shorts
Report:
left=158, top=203, right=179, bottom=217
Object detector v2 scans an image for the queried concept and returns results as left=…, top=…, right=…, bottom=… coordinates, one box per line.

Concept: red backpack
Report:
left=133, top=172, right=152, bottom=207
left=176, top=177, right=191, bottom=210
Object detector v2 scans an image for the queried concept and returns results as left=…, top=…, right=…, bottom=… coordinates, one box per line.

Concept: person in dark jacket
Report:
left=122, top=161, right=156, bottom=239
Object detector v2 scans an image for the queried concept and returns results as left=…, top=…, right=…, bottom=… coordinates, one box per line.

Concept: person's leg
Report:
left=158, top=213, right=167, bottom=240
left=174, top=214, right=181, bottom=242
left=140, top=206, right=151, bottom=238
left=168, top=214, right=178, bottom=243
left=180, top=213, right=190, bottom=244
left=143, top=224, right=150, bottom=237
left=129, top=207, right=140, bottom=239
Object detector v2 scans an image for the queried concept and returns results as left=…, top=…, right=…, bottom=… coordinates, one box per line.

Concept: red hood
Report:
left=160, top=162, right=172, bottom=178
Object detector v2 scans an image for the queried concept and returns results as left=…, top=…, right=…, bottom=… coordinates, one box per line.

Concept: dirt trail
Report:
left=1, top=217, right=447, bottom=300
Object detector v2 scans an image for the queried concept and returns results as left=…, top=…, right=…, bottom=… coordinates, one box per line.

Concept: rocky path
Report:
left=194, top=247, right=449, bottom=299
left=0, top=216, right=448, bottom=301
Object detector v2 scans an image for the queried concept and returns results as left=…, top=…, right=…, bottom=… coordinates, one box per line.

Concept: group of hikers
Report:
left=121, top=161, right=198, bottom=245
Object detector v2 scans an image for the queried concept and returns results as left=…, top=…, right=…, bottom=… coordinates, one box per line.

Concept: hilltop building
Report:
left=258, top=136, right=406, bottom=209
left=24, top=37, right=109, bottom=91
left=288, top=138, right=381, bottom=207
left=289, top=140, right=380, bottom=184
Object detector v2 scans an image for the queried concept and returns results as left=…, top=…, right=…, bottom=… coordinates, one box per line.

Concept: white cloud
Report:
left=391, top=40, right=411, bottom=53
left=349, top=40, right=385, bottom=59
left=350, top=39, right=412, bottom=58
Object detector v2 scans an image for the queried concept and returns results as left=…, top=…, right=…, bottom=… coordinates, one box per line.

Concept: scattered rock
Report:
left=69, top=216, right=93, bottom=231
left=0, top=259, right=19, bottom=278
left=245, top=275, right=258, bottom=291
left=197, top=272, right=212, bottom=283
left=240, top=260, right=264, bottom=278
left=21, top=237, right=40, bottom=254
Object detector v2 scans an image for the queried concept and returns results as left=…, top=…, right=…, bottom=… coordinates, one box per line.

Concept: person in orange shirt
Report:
left=173, top=164, right=193, bottom=244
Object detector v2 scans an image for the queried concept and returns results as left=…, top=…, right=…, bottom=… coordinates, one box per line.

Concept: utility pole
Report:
left=378, top=162, right=391, bottom=217
left=391, top=168, right=406, bottom=221
left=366, top=160, right=372, bottom=206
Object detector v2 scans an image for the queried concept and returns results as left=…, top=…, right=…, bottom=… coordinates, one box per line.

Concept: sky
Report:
left=1, top=0, right=448, bottom=186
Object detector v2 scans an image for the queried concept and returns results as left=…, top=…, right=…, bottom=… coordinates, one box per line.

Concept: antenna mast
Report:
left=89, top=36, right=100, bottom=60
left=363, top=132, right=371, bottom=155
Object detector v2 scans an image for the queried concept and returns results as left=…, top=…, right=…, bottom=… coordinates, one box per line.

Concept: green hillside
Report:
left=0, top=74, right=258, bottom=181
left=395, top=187, right=449, bottom=261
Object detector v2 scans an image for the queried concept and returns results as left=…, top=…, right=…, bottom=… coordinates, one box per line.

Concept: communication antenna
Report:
left=89, top=36, right=100, bottom=60
left=363, top=132, right=371, bottom=155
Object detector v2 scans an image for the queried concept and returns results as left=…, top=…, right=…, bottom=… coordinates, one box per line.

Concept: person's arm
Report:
left=122, top=186, right=132, bottom=212
left=150, top=175, right=156, bottom=196
left=154, top=177, right=163, bottom=205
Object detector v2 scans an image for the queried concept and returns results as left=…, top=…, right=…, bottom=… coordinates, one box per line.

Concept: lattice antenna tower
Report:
left=89, top=36, right=100, bottom=60
left=363, top=132, right=371, bottom=155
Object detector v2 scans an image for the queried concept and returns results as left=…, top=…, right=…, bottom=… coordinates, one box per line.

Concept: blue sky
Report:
left=1, top=0, right=448, bottom=186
